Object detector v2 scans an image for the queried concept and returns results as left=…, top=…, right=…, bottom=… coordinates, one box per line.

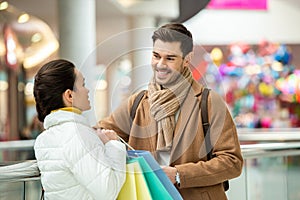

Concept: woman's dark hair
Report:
left=152, top=23, right=193, bottom=57
left=33, top=59, right=76, bottom=122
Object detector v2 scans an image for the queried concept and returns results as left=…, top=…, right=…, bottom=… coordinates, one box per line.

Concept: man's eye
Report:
left=153, top=54, right=160, bottom=59
left=167, top=57, right=175, bottom=61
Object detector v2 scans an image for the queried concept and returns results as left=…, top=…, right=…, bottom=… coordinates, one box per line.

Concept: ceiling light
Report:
left=31, top=33, right=42, bottom=43
left=0, top=1, right=8, bottom=10
left=18, top=13, right=30, bottom=23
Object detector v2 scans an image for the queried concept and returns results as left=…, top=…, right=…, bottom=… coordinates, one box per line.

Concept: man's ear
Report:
left=184, top=52, right=193, bottom=67
left=62, top=89, right=73, bottom=107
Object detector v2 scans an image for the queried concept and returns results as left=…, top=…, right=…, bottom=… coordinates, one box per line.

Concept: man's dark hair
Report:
left=152, top=23, right=193, bottom=57
left=33, top=59, right=76, bottom=122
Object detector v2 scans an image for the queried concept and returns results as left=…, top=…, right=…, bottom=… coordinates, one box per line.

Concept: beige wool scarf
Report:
left=148, top=67, right=193, bottom=151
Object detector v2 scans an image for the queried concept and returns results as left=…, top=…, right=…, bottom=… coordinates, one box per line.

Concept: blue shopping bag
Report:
left=128, top=150, right=183, bottom=200
left=127, top=156, right=172, bottom=200
left=117, top=158, right=152, bottom=200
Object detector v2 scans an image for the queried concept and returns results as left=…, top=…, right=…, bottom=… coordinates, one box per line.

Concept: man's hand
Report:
left=161, top=166, right=177, bottom=184
left=96, top=129, right=118, bottom=144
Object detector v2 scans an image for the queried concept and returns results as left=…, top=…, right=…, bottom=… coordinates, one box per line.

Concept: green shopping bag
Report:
left=117, top=159, right=152, bottom=200
left=129, top=156, right=173, bottom=200
left=127, top=150, right=183, bottom=200
left=117, top=137, right=175, bottom=200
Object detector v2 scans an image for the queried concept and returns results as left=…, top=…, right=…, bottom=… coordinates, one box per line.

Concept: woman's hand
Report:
left=97, top=129, right=118, bottom=144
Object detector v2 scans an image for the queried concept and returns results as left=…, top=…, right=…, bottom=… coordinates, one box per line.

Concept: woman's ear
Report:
left=62, top=89, right=73, bottom=107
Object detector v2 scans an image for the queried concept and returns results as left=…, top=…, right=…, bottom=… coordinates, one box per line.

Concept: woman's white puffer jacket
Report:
left=34, top=110, right=126, bottom=200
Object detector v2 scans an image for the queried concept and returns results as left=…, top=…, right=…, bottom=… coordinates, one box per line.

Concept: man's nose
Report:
left=157, top=58, right=166, bottom=67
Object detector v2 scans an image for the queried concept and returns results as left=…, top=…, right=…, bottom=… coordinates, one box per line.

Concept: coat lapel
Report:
left=170, top=80, right=204, bottom=163
left=170, top=86, right=198, bottom=161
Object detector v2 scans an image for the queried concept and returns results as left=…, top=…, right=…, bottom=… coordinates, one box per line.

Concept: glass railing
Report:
left=1, top=129, right=300, bottom=200
left=0, top=140, right=40, bottom=200
left=227, top=129, right=300, bottom=200
left=0, top=160, right=41, bottom=200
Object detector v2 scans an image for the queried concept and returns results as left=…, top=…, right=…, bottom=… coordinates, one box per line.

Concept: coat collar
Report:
left=191, top=79, right=205, bottom=97
left=44, top=110, right=89, bottom=130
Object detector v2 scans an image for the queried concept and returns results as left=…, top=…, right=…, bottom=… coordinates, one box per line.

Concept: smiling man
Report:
left=97, top=23, right=243, bottom=200
left=152, top=39, right=188, bottom=86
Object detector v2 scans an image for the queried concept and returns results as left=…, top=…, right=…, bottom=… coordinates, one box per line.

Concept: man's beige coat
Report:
left=98, top=80, right=243, bottom=200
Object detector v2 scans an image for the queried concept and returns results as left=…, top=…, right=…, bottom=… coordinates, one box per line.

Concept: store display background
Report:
left=195, top=44, right=300, bottom=129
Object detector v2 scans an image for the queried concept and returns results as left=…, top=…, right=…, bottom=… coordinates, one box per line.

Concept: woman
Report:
left=33, top=59, right=126, bottom=199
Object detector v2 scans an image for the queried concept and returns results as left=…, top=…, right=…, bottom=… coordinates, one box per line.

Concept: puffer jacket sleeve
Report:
left=62, top=124, right=126, bottom=200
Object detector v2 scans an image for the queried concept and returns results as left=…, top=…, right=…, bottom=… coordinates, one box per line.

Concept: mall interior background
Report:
left=1, top=0, right=300, bottom=199
left=0, top=0, right=299, bottom=140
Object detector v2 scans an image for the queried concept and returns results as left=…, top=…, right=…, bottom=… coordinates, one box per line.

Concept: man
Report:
left=97, top=23, right=243, bottom=199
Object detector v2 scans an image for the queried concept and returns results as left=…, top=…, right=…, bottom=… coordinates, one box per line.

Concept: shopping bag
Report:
left=128, top=156, right=172, bottom=200
left=117, top=159, right=152, bottom=200
left=117, top=136, right=183, bottom=200
left=128, top=150, right=183, bottom=200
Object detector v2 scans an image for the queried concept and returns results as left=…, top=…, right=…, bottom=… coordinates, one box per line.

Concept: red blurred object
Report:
left=258, top=39, right=278, bottom=56
left=230, top=42, right=251, bottom=54
left=191, top=61, right=207, bottom=81
left=3, top=24, right=21, bottom=72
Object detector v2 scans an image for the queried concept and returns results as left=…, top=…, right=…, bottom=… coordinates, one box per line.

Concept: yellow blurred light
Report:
left=210, top=47, right=223, bottom=67
left=23, top=41, right=59, bottom=69
left=116, top=0, right=136, bottom=8
left=0, top=1, right=8, bottom=10
left=18, top=13, right=30, bottom=23
left=31, top=33, right=42, bottom=43
left=0, top=80, right=8, bottom=91
left=271, top=61, right=283, bottom=71
left=18, top=82, right=25, bottom=92
left=25, top=82, right=34, bottom=96
left=0, top=42, right=6, bottom=56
